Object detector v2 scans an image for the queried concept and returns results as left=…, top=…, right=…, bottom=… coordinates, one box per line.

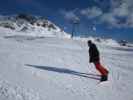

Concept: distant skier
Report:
left=88, top=40, right=109, bottom=82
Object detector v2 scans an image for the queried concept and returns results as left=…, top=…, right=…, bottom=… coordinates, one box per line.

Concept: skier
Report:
left=88, top=40, right=109, bottom=82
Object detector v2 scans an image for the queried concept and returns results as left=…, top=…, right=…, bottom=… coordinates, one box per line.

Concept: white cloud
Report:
left=101, top=13, right=116, bottom=25
left=101, top=0, right=133, bottom=28
left=112, top=3, right=129, bottom=17
left=79, top=0, right=133, bottom=28
left=60, top=9, right=80, bottom=22
left=60, top=0, right=133, bottom=28
left=81, top=7, right=103, bottom=19
left=127, top=13, right=133, bottom=27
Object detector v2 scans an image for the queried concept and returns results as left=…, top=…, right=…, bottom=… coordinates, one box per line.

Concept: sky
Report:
left=0, top=0, right=133, bottom=42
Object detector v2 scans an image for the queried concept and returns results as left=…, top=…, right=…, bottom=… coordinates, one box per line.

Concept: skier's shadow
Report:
left=25, top=64, right=100, bottom=80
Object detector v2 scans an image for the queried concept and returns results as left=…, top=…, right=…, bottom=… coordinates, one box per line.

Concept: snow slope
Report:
left=0, top=30, right=133, bottom=100
left=73, top=36, right=120, bottom=46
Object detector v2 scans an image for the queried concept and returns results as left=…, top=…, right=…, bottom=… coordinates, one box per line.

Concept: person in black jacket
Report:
left=88, top=40, right=109, bottom=82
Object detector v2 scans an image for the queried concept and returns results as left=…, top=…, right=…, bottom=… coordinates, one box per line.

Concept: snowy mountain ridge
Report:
left=0, top=14, right=131, bottom=47
left=0, top=14, right=70, bottom=38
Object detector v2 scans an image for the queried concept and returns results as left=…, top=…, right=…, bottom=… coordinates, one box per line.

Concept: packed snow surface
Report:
left=0, top=29, right=133, bottom=100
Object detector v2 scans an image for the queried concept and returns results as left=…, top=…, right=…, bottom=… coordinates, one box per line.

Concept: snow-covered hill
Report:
left=0, top=14, right=70, bottom=38
left=73, top=36, right=120, bottom=46
left=0, top=14, right=125, bottom=47
left=0, top=28, right=133, bottom=100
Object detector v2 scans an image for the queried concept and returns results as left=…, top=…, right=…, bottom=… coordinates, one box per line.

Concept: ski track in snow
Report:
left=0, top=35, right=133, bottom=100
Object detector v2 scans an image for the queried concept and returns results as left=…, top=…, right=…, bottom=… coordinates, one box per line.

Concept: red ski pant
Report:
left=94, top=61, right=108, bottom=76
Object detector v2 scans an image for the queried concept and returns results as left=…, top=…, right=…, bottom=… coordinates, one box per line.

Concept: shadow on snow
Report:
left=25, top=64, right=101, bottom=80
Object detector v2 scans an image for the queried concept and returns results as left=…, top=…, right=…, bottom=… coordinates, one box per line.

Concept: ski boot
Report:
left=100, top=75, right=108, bottom=82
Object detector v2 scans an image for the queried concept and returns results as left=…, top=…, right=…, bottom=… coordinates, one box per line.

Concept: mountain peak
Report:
left=0, top=14, right=71, bottom=38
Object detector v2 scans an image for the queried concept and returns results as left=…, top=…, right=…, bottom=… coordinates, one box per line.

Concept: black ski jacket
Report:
left=89, top=43, right=100, bottom=63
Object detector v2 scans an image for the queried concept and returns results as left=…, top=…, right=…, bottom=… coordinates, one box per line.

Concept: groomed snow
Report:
left=0, top=80, right=41, bottom=100
left=0, top=29, right=133, bottom=100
